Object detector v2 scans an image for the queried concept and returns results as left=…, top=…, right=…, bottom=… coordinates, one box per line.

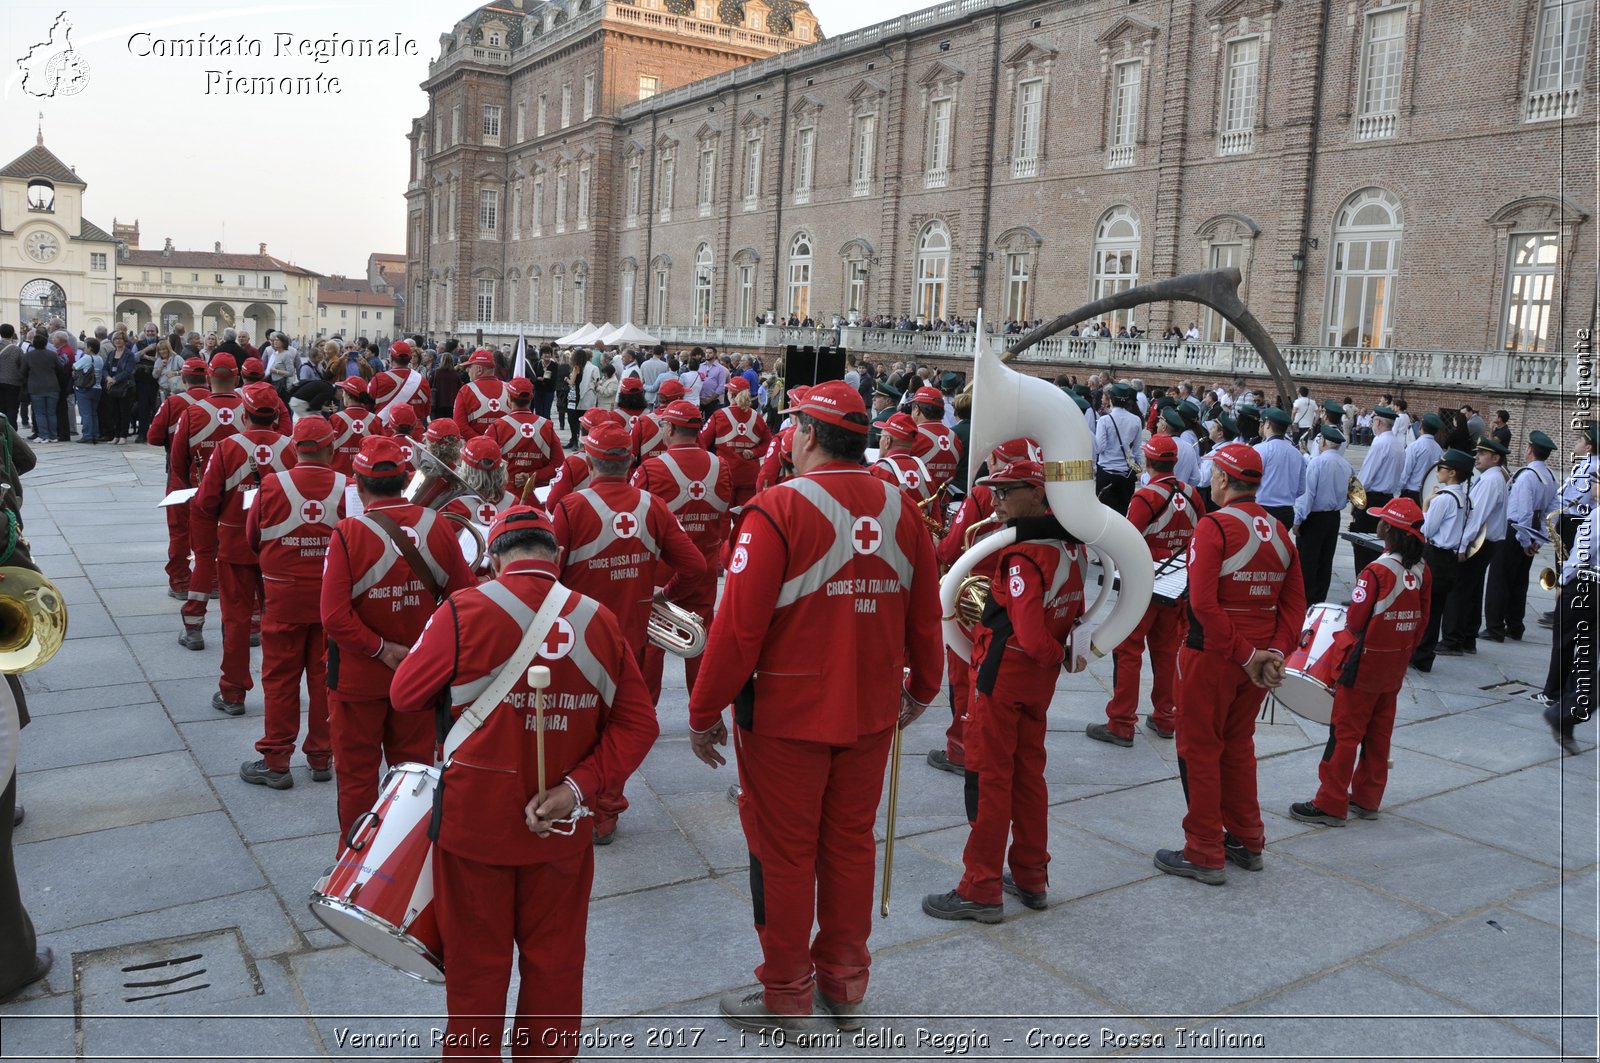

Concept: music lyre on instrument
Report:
left=528, top=664, right=552, bottom=814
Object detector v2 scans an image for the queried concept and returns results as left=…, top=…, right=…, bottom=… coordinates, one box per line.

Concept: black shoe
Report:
left=310, top=764, right=333, bottom=783
left=249, top=632, right=261, bottom=648
left=1480, top=629, right=1505, bottom=643
left=1154, top=848, right=1225, bottom=885
left=1435, top=644, right=1464, bottom=657
left=211, top=691, right=245, bottom=717
left=926, top=749, right=965, bottom=775
left=178, top=629, right=205, bottom=651
left=1290, top=801, right=1346, bottom=827
left=1085, top=722, right=1134, bottom=748
left=12, top=803, right=22, bottom=828
left=1144, top=717, right=1175, bottom=739
left=239, top=758, right=292, bottom=789
left=814, top=988, right=865, bottom=1032
left=1223, top=833, right=1265, bottom=870
left=1537, top=611, right=1555, bottom=629
left=1350, top=803, right=1381, bottom=820
left=1544, top=704, right=1582, bottom=756
left=1461, top=642, right=1477, bottom=655
left=1410, top=659, right=1432, bottom=673
left=1001, top=870, right=1048, bottom=910
left=0, top=947, right=53, bottom=1003
left=1506, top=631, right=1523, bottom=642
left=594, top=825, right=616, bottom=846
left=921, top=889, right=1004, bottom=923
left=718, top=989, right=832, bottom=1037
left=1530, top=691, right=1555, bottom=706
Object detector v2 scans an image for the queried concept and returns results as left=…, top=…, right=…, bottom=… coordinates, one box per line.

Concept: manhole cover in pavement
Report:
left=74, top=927, right=263, bottom=1019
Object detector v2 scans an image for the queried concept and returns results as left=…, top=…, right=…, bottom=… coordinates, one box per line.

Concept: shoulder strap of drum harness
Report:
left=1336, top=554, right=1422, bottom=686
left=975, top=514, right=1081, bottom=697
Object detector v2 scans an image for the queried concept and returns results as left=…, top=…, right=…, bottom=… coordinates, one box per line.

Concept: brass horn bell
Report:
left=0, top=566, right=67, bottom=673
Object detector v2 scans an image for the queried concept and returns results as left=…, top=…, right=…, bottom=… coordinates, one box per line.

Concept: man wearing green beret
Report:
left=1400, top=413, right=1449, bottom=503
left=868, top=381, right=900, bottom=450
left=1094, top=382, right=1145, bottom=514
left=1350, top=405, right=1405, bottom=575
left=1319, top=399, right=1349, bottom=455
left=1410, top=448, right=1474, bottom=672
left=1293, top=425, right=1354, bottom=603
left=1234, top=404, right=1261, bottom=447
left=1254, top=407, right=1304, bottom=530
left=1483, top=430, right=1558, bottom=642
left=1437, top=436, right=1509, bottom=655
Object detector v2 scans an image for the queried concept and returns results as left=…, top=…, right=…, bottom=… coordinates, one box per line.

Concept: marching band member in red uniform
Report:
left=870, top=412, right=939, bottom=511
left=1093, top=435, right=1204, bottom=745
left=1291, top=499, right=1429, bottom=826
left=632, top=400, right=734, bottom=700
left=551, top=423, right=706, bottom=843
left=453, top=349, right=508, bottom=439
left=241, top=416, right=345, bottom=788
left=194, top=382, right=296, bottom=714
left=240, top=357, right=293, bottom=435
left=615, top=375, right=648, bottom=435
left=700, top=377, right=771, bottom=507
left=391, top=507, right=658, bottom=1062
left=544, top=409, right=623, bottom=507
left=148, top=356, right=210, bottom=598
left=424, top=417, right=464, bottom=471
left=448, top=436, right=518, bottom=527
left=908, top=385, right=963, bottom=492
left=320, top=437, right=477, bottom=841
left=1156, top=443, right=1305, bottom=884
left=755, top=387, right=808, bottom=492
left=486, top=378, right=565, bottom=502
left=172, top=354, right=244, bottom=650
left=688, top=382, right=942, bottom=1035
left=633, top=377, right=686, bottom=464
left=386, top=405, right=423, bottom=473
left=370, top=340, right=432, bottom=427
left=923, top=459, right=1088, bottom=923
left=329, top=378, right=380, bottom=476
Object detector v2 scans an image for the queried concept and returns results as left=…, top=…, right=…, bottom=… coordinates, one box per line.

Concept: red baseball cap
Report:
left=657, top=377, right=686, bottom=400
left=1211, top=442, right=1263, bottom=482
left=779, top=426, right=795, bottom=458
left=1371, top=498, right=1425, bottom=542
left=464, top=348, right=497, bottom=368
left=977, top=460, right=1045, bottom=490
left=425, top=417, right=461, bottom=443
left=781, top=380, right=869, bottom=434
left=388, top=405, right=419, bottom=435
left=1142, top=435, right=1178, bottom=462
left=580, top=408, right=623, bottom=433
left=582, top=423, right=633, bottom=460
left=620, top=376, right=644, bottom=396
left=912, top=385, right=944, bottom=407
left=989, top=437, right=1043, bottom=466
left=879, top=412, right=918, bottom=445
left=727, top=377, right=750, bottom=394
left=787, top=385, right=811, bottom=405
left=209, top=353, right=238, bottom=376
left=461, top=436, right=501, bottom=470
left=241, top=357, right=266, bottom=380
left=336, top=377, right=367, bottom=397
left=367, top=374, right=397, bottom=402
left=486, top=504, right=555, bottom=549
left=659, top=400, right=702, bottom=429
left=507, top=377, right=533, bottom=399
left=292, top=416, right=336, bottom=450
left=182, top=357, right=208, bottom=375
left=352, top=436, right=407, bottom=476
left=240, top=381, right=278, bottom=415
left=389, top=340, right=413, bottom=363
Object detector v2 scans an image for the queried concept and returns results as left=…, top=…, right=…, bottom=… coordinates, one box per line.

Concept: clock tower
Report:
left=0, top=131, right=115, bottom=331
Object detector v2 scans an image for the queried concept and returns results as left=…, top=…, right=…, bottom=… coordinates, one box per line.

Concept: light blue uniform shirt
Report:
left=1255, top=435, right=1305, bottom=506
left=1562, top=508, right=1598, bottom=584
left=1558, top=454, right=1597, bottom=519
left=1401, top=434, right=1442, bottom=493
left=1095, top=408, right=1144, bottom=474
left=1507, top=460, right=1558, bottom=549
left=1294, top=445, right=1353, bottom=525
left=1422, top=483, right=1470, bottom=551
left=1358, top=428, right=1405, bottom=495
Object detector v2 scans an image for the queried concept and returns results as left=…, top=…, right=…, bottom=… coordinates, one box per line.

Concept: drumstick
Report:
left=528, top=665, right=552, bottom=811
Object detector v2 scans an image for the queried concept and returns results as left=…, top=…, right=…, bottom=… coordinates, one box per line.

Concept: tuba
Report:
left=946, top=512, right=1003, bottom=633
left=942, top=321, right=1154, bottom=662
left=1348, top=476, right=1368, bottom=509
left=405, top=448, right=489, bottom=570
left=647, top=600, right=707, bottom=657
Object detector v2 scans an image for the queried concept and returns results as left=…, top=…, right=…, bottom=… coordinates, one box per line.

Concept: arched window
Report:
left=694, top=244, right=714, bottom=326
left=619, top=261, right=637, bottom=324
left=1325, top=188, right=1402, bottom=348
left=528, top=269, right=542, bottom=321
left=1090, top=207, right=1140, bottom=330
left=915, top=222, right=950, bottom=322
left=787, top=233, right=813, bottom=320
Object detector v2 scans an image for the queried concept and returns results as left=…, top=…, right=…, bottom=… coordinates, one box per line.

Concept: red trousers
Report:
left=165, top=501, right=191, bottom=593
left=181, top=514, right=219, bottom=631
left=434, top=846, right=593, bottom=1062
left=254, top=615, right=331, bottom=773
left=1174, top=647, right=1267, bottom=869
left=943, top=648, right=969, bottom=766
left=590, top=642, right=653, bottom=840
left=217, top=562, right=262, bottom=703
left=733, top=724, right=893, bottom=1014
left=1105, top=602, right=1186, bottom=738
left=640, top=559, right=720, bottom=703
left=957, top=676, right=1051, bottom=905
left=327, top=691, right=434, bottom=845
left=1313, top=687, right=1398, bottom=818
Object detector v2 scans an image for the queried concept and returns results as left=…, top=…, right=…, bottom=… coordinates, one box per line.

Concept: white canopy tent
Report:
left=598, top=322, right=660, bottom=347
left=555, top=322, right=599, bottom=346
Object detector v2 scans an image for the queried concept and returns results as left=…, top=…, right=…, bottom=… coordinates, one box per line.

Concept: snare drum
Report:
left=309, top=763, right=444, bottom=983
left=1273, top=603, right=1350, bottom=726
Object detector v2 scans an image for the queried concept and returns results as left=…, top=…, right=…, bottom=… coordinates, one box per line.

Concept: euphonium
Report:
left=647, top=600, right=707, bottom=657
left=945, top=513, right=1002, bottom=633
left=1348, top=476, right=1368, bottom=509
left=0, top=566, right=67, bottom=673
left=405, top=448, right=488, bottom=570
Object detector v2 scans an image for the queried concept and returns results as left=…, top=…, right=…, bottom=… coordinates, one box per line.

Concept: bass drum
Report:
left=1273, top=603, right=1350, bottom=726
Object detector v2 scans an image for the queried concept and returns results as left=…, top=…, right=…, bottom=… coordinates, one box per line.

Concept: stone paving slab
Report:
left=15, top=750, right=218, bottom=842
left=14, top=702, right=180, bottom=772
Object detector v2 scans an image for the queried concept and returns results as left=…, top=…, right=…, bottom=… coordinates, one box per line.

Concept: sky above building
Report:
left=0, top=0, right=933, bottom=279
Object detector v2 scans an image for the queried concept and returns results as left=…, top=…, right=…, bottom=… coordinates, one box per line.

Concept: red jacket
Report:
left=551, top=478, right=708, bottom=650
left=390, top=561, right=659, bottom=863
left=320, top=498, right=478, bottom=694
left=330, top=409, right=381, bottom=476
left=247, top=462, right=347, bottom=622
left=1335, top=552, right=1431, bottom=693
left=374, top=367, right=432, bottom=425
left=688, top=463, right=943, bottom=743
left=147, top=385, right=209, bottom=490
left=632, top=444, right=734, bottom=554
left=453, top=378, right=508, bottom=438
left=194, top=428, right=296, bottom=563
left=247, top=388, right=292, bottom=435
left=911, top=420, right=962, bottom=490
left=1127, top=475, right=1204, bottom=561
left=973, top=538, right=1089, bottom=677
left=756, top=428, right=795, bottom=492
left=937, top=485, right=998, bottom=569
left=871, top=453, right=938, bottom=507
left=1185, top=500, right=1307, bottom=666
left=168, top=394, right=243, bottom=490
left=543, top=454, right=591, bottom=508
left=486, top=410, right=565, bottom=498
left=632, top=412, right=669, bottom=464
left=699, top=406, right=770, bottom=492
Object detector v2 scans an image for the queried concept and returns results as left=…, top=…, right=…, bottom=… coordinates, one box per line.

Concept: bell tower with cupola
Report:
left=0, top=127, right=115, bottom=329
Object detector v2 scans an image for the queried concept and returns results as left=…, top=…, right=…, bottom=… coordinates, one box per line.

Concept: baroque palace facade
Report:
left=407, top=0, right=1593, bottom=375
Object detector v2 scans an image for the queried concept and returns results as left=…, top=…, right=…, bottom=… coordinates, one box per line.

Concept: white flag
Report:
left=513, top=324, right=528, bottom=380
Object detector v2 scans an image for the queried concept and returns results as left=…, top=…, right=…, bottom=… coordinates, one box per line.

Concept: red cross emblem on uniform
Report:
left=688, top=481, right=707, bottom=501
left=1253, top=516, right=1274, bottom=542
left=612, top=512, right=639, bottom=539
left=400, top=445, right=413, bottom=464
left=217, top=408, right=235, bottom=425
left=1403, top=571, right=1420, bottom=590
left=299, top=499, right=325, bottom=523
left=401, top=526, right=420, bottom=548
left=903, top=469, right=920, bottom=490
left=538, top=617, right=575, bottom=660
left=519, top=421, right=538, bottom=439
left=254, top=444, right=274, bottom=466
left=488, top=398, right=502, bottom=413
left=477, top=502, right=497, bottom=525
left=937, top=433, right=952, bottom=451
left=352, top=420, right=366, bottom=435
left=1172, top=494, right=1187, bottom=511
left=852, top=516, right=883, bottom=556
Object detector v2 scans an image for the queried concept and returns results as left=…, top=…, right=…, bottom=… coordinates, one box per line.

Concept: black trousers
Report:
left=1350, top=491, right=1392, bottom=576
left=0, top=770, right=38, bottom=995
left=1559, top=513, right=1585, bottom=555
left=1263, top=504, right=1295, bottom=533
left=1412, top=545, right=1459, bottom=670
left=1299, top=510, right=1342, bottom=605
left=1483, top=536, right=1535, bottom=639
left=1400, top=489, right=1422, bottom=505
left=0, top=385, right=20, bottom=430
left=1442, top=543, right=1495, bottom=649
left=1544, top=572, right=1598, bottom=703
left=1095, top=469, right=1135, bottom=515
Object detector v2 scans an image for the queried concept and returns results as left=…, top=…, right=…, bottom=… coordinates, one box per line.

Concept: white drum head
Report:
left=308, top=897, right=444, bottom=983
left=1274, top=676, right=1334, bottom=726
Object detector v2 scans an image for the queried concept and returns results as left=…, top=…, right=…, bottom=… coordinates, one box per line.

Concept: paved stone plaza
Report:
left=0, top=440, right=1594, bottom=1062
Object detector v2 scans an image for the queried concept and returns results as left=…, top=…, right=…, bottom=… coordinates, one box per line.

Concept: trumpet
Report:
left=647, top=599, right=707, bottom=657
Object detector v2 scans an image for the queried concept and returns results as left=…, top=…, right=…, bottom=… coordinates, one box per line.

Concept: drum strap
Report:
left=365, top=512, right=444, bottom=603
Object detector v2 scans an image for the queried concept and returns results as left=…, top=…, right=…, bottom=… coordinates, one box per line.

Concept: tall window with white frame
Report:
left=658, top=147, right=675, bottom=222
left=915, top=222, right=951, bottom=323
left=583, top=72, right=596, bottom=120
left=737, top=263, right=756, bottom=326
left=1528, top=0, right=1593, bottom=121
left=1356, top=8, right=1405, bottom=140
left=926, top=98, right=952, bottom=188
left=529, top=272, right=541, bottom=321
left=639, top=75, right=659, bottom=101
left=555, top=166, right=568, bottom=234
left=743, top=131, right=763, bottom=208
left=479, top=189, right=498, bottom=234
left=794, top=125, right=816, bottom=203
left=1219, top=37, right=1259, bottom=155
left=1325, top=187, right=1403, bottom=348
left=787, top=234, right=813, bottom=322
left=1108, top=61, right=1141, bottom=167
left=482, top=104, right=501, bottom=146
left=1502, top=232, right=1558, bottom=352
left=698, top=143, right=716, bottom=215
left=516, top=101, right=526, bottom=141
left=848, top=261, right=867, bottom=316
left=1005, top=252, right=1031, bottom=322
left=476, top=279, right=495, bottom=321
left=553, top=272, right=565, bottom=324
left=577, top=162, right=591, bottom=230
left=1204, top=242, right=1242, bottom=341
left=511, top=180, right=522, bottom=239
left=1091, top=206, right=1141, bottom=331
left=852, top=113, right=876, bottom=195
left=652, top=265, right=669, bottom=327
left=573, top=272, right=587, bottom=323
left=693, top=244, right=714, bottom=326
left=532, top=175, right=545, bottom=237
left=626, top=159, right=641, bottom=225
left=1013, top=79, right=1043, bottom=178
left=537, top=94, right=548, bottom=136
left=561, top=83, right=572, bottom=128
left=619, top=267, right=635, bottom=323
